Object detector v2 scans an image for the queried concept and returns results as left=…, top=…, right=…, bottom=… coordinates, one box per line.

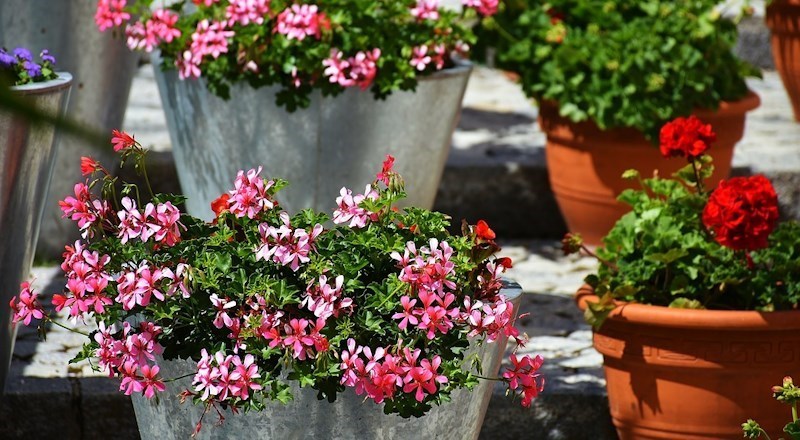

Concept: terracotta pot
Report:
left=539, top=93, right=760, bottom=246
left=576, top=285, right=800, bottom=439
left=767, top=0, right=800, bottom=121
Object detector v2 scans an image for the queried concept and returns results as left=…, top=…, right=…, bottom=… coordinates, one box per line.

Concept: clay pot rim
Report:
left=693, top=90, right=761, bottom=117
left=767, top=0, right=800, bottom=8
left=539, top=90, right=761, bottom=133
left=575, top=284, right=800, bottom=330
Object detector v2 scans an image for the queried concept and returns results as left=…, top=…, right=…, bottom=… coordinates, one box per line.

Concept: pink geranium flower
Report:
left=503, top=354, right=545, bottom=407
left=9, top=282, right=44, bottom=326
left=226, top=0, right=270, bottom=26
left=275, top=4, right=326, bottom=41
left=95, top=0, right=131, bottom=32
left=332, top=185, right=379, bottom=228
left=411, top=0, right=440, bottom=21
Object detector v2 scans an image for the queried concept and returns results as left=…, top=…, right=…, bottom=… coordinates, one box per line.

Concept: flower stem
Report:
left=44, top=315, right=89, bottom=337
left=690, top=158, right=705, bottom=194
left=580, top=244, right=618, bottom=272
left=473, top=374, right=503, bottom=382
left=164, top=373, right=195, bottom=383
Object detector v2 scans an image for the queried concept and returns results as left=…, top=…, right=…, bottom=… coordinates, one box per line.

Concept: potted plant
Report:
left=94, top=1, right=495, bottom=220
left=742, top=376, right=800, bottom=440
left=0, top=47, right=72, bottom=391
left=0, top=0, right=140, bottom=259
left=9, top=130, right=545, bottom=438
left=475, top=0, right=762, bottom=245
left=766, top=0, right=800, bottom=122
left=565, top=117, right=800, bottom=439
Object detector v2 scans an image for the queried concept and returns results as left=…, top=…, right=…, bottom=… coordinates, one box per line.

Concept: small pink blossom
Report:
left=322, top=48, right=381, bottom=89
left=152, top=201, right=185, bottom=246
left=139, top=364, right=166, bottom=398
left=9, top=282, right=44, bottom=326
left=95, top=0, right=130, bottom=32
left=111, top=129, right=136, bottom=152
left=210, top=294, right=237, bottom=329
left=117, top=197, right=144, bottom=243
left=255, top=212, right=322, bottom=272
left=462, top=0, right=499, bottom=17
left=411, top=0, right=440, bottom=21
left=410, top=45, right=432, bottom=71
left=275, top=4, right=325, bottom=41
left=332, top=185, right=379, bottom=228
left=503, top=354, right=545, bottom=407
left=282, top=318, right=316, bottom=360
left=176, top=50, right=202, bottom=79
left=391, top=295, right=419, bottom=330
left=228, top=167, right=276, bottom=219
left=190, top=19, right=234, bottom=64
left=59, top=182, right=109, bottom=238
left=226, top=0, right=270, bottom=26
left=302, top=274, right=353, bottom=320
left=126, top=9, right=182, bottom=52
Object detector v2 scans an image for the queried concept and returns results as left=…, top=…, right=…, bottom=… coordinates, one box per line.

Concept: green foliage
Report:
left=742, top=376, right=800, bottom=440
left=58, top=144, right=517, bottom=419
left=586, top=160, right=800, bottom=321
left=125, top=0, right=480, bottom=110
left=474, top=0, right=760, bottom=140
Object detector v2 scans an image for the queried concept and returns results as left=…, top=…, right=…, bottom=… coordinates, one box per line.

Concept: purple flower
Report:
left=0, top=49, right=15, bottom=68
left=40, top=49, right=56, bottom=65
left=12, top=47, right=33, bottom=62
left=23, top=60, right=42, bottom=78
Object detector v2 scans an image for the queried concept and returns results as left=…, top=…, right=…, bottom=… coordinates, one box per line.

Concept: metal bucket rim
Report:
left=10, top=71, right=72, bottom=95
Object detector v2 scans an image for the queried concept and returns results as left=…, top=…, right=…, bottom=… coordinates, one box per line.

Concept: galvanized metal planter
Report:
left=152, top=56, right=472, bottom=220
left=132, top=281, right=521, bottom=440
left=0, top=73, right=72, bottom=392
left=0, top=0, right=139, bottom=258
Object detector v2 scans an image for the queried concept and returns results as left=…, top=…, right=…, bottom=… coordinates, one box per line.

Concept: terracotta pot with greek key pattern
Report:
left=576, top=285, right=800, bottom=440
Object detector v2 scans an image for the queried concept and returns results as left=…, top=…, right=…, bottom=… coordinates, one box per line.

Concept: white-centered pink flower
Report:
left=190, top=19, right=235, bottom=64
left=228, top=167, right=276, bottom=219
left=275, top=4, right=325, bottom=41
left=332, top=185, right=379, bottom=228
left=226, top=0, right=271, bottom=26
left=411, top=0, right=440, bottom=21
left=410, top=45, right=432, bottom=71
left=323, top=48, right=381, bottom=90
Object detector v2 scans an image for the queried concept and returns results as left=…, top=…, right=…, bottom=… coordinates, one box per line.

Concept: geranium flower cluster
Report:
left=0, top=46, right=59, bottom=85
left=10, top=130, right=545, bottom=431
left=567, top=116, right=800, bottom=315
left=94, top=0, right=494, bottom=108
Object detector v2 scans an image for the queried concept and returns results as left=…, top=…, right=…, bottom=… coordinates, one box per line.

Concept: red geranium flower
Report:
left=475, top=220, right=496, bottom=241
left=211, top=193, right=230, bottom=218
left=659, top=115, right=716, bottom=159
left=702, top=175, right=779, bottom=251
left=111, top=129, right=136, bottom=152
left=80, top=156, right=100, bottom=176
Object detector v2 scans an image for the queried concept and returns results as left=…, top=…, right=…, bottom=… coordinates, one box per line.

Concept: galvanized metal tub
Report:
left=132, top=281, right=522, bottom=440
left=152, top=55, right=472, bottom=220
left=0, top=73, right=72, bottom=392
left=0, top=0, right=139, bottom=258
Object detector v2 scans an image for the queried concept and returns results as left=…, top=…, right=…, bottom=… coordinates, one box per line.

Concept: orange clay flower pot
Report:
left=767, top=0, right=800, bottom=121
left=575, top=285, right=800, bottom=439
left=539, top=93, right=760, bottom=246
